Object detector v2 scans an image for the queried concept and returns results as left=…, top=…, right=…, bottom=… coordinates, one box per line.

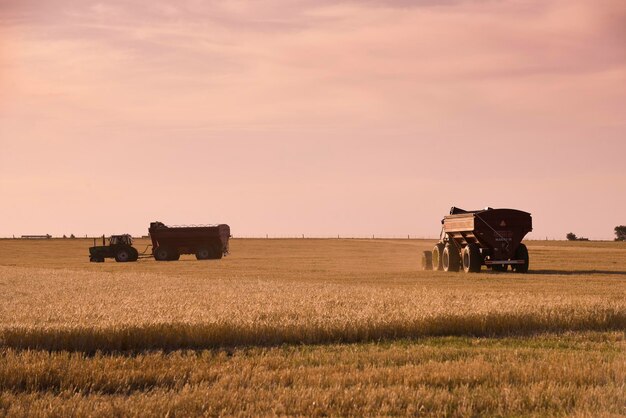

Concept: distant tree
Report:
left=566, top=232, right=577, bottom=241
left=62, top=234, right=67, bottom=239
left=615, top=226, right=626, bottom=241
left=70, top=234, right=76, bottom=239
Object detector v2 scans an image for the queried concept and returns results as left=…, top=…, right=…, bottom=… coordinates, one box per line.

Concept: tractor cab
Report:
left=110, top=234, right=133, bottom=246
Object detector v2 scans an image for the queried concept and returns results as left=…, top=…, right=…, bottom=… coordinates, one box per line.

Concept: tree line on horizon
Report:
left=566, top=226, right=626, bottom=242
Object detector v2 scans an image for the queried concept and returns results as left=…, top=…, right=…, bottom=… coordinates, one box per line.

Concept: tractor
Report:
left=89, top=234, right=139, bottom=263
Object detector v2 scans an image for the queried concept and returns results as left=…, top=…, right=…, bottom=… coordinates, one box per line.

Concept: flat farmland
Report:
left=0, top=238, right=624, bottom=416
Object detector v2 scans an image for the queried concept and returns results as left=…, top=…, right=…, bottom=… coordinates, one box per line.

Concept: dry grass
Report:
left=0, top=265, right=624, bottom=352
left=0, top=238, right=624, bottom=416
left=1, top=333, right=624, bottom=417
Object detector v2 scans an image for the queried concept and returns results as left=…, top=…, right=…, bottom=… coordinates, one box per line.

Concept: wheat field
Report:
left=0, top=238, right=624, bottom=416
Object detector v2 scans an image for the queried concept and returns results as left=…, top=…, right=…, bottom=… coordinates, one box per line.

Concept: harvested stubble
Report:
left=0, top=238, right=625, bottom=416
left=0, top=264, right=624, bottom=351
left=0, top=333, right=624, bottom=416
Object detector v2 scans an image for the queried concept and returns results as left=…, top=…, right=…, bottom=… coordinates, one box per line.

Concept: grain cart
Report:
left=149, top=221, right=230, bottom=261
left=423, top=207, right=532, bottom=273
left=89, top=234, right=139, bottom=263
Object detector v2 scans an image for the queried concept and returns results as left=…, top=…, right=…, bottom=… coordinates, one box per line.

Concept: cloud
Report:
left=1, top=0, right=625, bottom=237
left=2, top=0, right=625, bottom=137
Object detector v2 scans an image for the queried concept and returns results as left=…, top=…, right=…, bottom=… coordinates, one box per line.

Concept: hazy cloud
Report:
left=1, top=0, right=625, bottom=237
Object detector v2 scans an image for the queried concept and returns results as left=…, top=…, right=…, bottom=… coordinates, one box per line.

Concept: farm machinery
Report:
left=423, top=207, right=532, bottom=273
left=88, top=222, right=231, bottom=262
left=149, top=222, right=230, bottom=261
left=89, top=234, right=139, bottom=263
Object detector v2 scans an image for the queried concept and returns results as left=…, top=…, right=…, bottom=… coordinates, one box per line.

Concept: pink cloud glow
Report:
left=1, top=0, right=625, bottom=239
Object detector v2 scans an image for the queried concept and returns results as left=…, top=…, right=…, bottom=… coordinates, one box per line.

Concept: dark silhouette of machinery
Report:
left=148, top=222, right=230, bottom=261
left=88, top=221, right=230, bottom=262
left=423, top=207, right=532, bottom=273
left=89, top=234, right=138, bottom=263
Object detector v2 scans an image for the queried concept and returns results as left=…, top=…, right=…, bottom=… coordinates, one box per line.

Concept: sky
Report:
left=1, top=0, right=625, bottom=239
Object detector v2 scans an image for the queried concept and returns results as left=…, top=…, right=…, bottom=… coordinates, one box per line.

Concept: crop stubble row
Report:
left=0, top=239, right=624, bottom=416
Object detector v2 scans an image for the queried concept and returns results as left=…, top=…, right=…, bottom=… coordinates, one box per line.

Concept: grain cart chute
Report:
left=149, top=221, right=231, bottom=261
left=423, top=207, right=532, bottom=273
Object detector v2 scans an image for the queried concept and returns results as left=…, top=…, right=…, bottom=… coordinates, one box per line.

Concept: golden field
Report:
left=0, top=238, right=624, bottom=416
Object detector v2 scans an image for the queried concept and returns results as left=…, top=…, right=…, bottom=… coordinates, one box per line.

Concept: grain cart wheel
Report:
left=168, top=251, right=180, bottom=261
left=422, top=251, right=433, bottom=270
left=513, top=243, right=529, bottom=273
left=462, top=243, right=481, bottom=273
left=432, top=243, right=445, bottom=271
left=442, top=243, right=461, bottom=272
left=196, top=247, right=210, bottom=260
left=115, top=248, right=131, bottom=263
left=213, top=245, right=224, bottom=259
left=154, top=246, right=170, bottom=261
left=90, top=256, right=104, bottom=263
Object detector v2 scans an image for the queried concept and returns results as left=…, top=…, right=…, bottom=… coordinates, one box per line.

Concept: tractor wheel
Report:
left=462, top=243, right=482, bottom=273
left=443, top=243, right=461, bottom=272
left=196, top=247, right=210, bottom=260
left=115, top=248, right=131, bottom=263
left=432, top=243, right=445, bottom=271
left=422, top=251, right=433, bottom=270
left=129, top=247, right=139, bottom=262
left=154, top=247, right=170, bottom=261
left=513, top=243, right=529, bottom=273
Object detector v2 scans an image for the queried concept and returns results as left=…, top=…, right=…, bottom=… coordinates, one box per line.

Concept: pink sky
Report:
left=1, top=0, right=625, bottom=239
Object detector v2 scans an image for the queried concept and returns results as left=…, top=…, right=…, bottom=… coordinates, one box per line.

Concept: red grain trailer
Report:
left=149, top=221, right=231, bottom=261
left=423, top=207, right=532, bottom=273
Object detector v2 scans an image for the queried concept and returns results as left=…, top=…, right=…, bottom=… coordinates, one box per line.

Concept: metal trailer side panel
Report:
left=442, top=214, right=475, bottom=232
left=218, top=224, right=231, bottom=254
left=148, top=222, right=231, bottom=257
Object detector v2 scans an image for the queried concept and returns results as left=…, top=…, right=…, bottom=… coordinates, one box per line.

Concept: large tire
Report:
left=154, top=246, right=170, bottom=261
left=443, top=243, right=461, bottom=272
left=129, top=247, right=139, bottom=262
left=513, top=243, right=529, bottom=273
left=168, top=251, right=180, bottom=261
left=462, top=243, right=482, bottom=273
left=213, top=245, right=223, bottom=260
left=115, top=248, right=131, bottom=263
left=432, top=243, right=445, bottom=271
left=196, top=247, right=211, bottom=260
left=422, top=251, right=433, bottom=270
